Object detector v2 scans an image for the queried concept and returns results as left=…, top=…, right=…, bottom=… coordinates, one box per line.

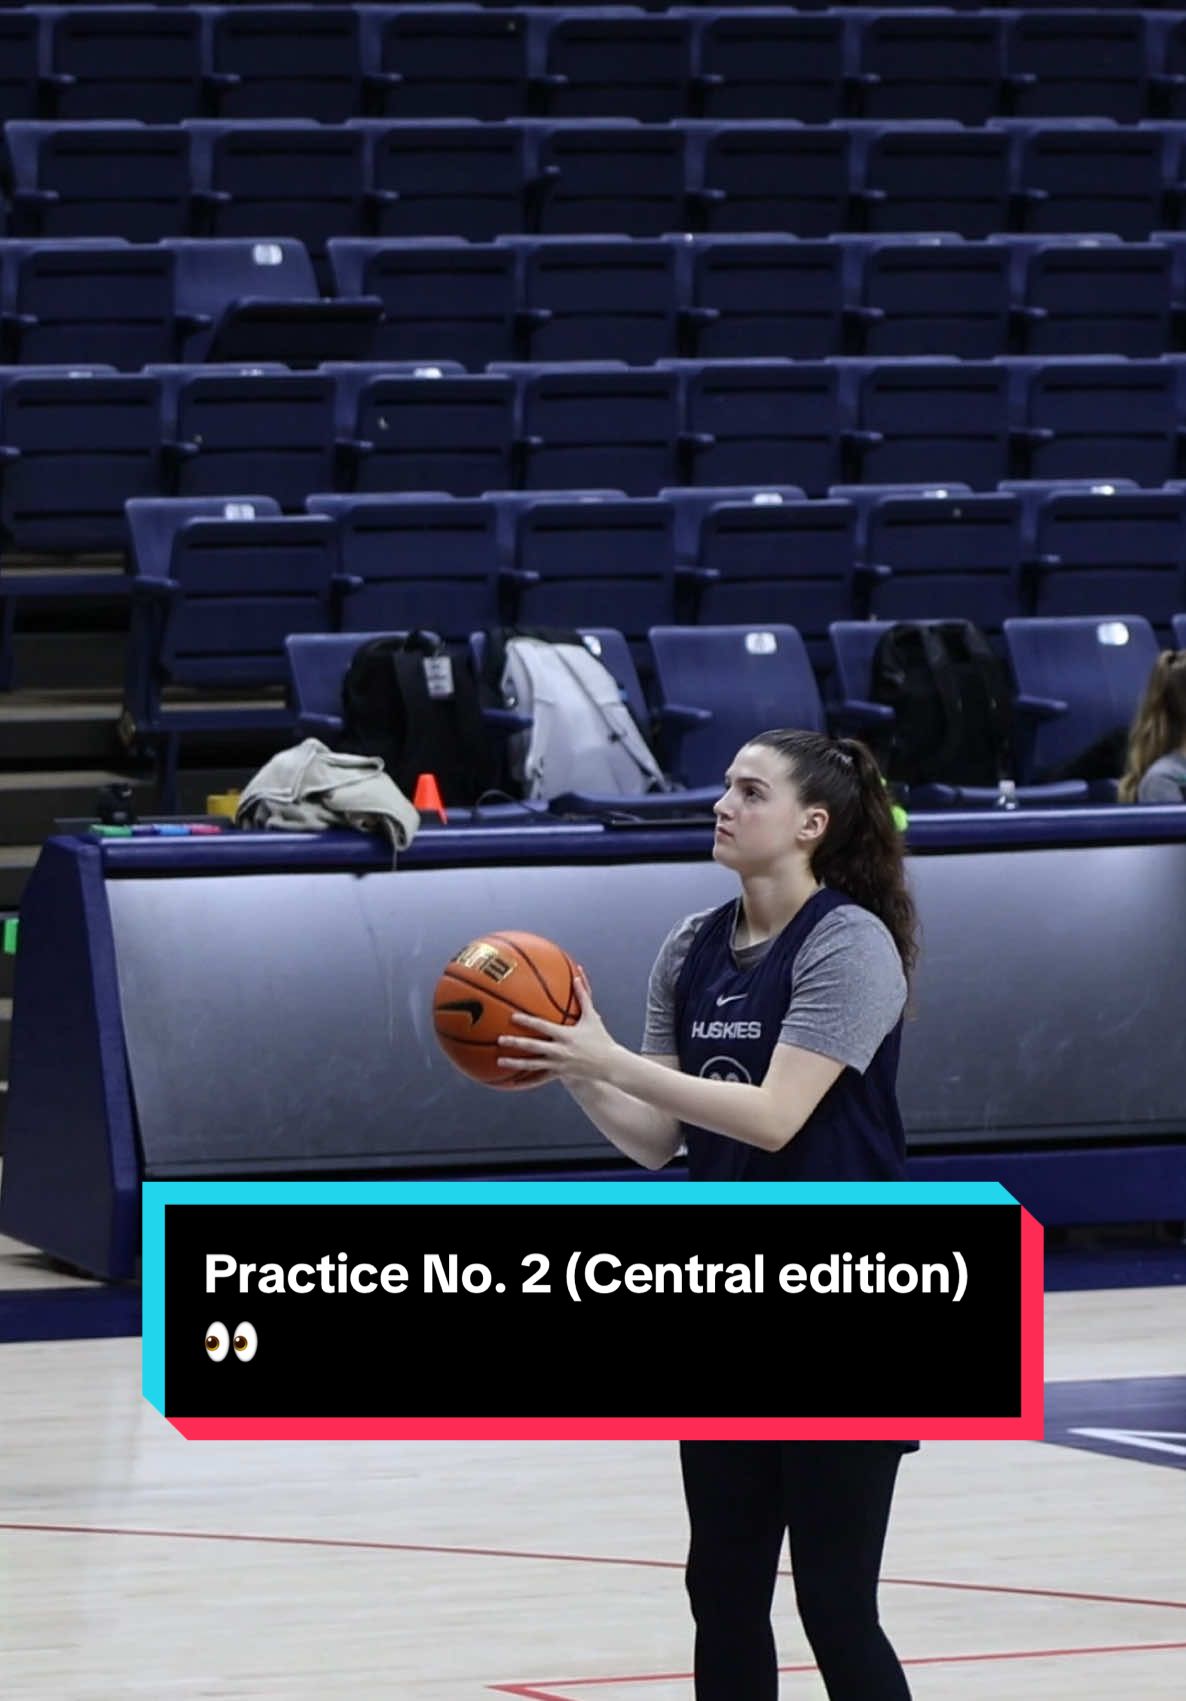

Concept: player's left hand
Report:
left=497, top=970, right=620, bottom=1083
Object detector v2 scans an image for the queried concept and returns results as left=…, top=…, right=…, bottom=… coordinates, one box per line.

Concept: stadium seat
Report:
left=327, top=237, right=517, bottom=367
left=1028, top=486, right=1186, bottom=634
left=827, top=617, right=1090, bottom=806
left=163, top=367, right=342, bottom=509
left=1004, top=612, right=1161, bottom=782
left=2, top=240, right=178, bottom=368
left=669, top=358, right=846, bottom=494
left=649, top=622, right=827, bottom=789
left=863, top=488, right=1025, bottom=635
left=305, top=493, right=501, bottom=639
left=529, top=120, right=688, bottom=237
left=507, top=495, right=677, bottom=638
left=205, top=5, right=363, bottom=123
left=6, top=122, right=195, bottom=242
left=694, top=10, right=848, bottom=124
left=357, top=5, right=531, bottom=121
left=683, top=236, right=847, bottom=360
left=533, top=11, right=694, bottom=122
left=46, top=6, right=204, bottom=123
left=333, top=364, right=516, bottom=494
left=505, top=362, right=681, bottom=494
left=509, top=235, right=681, bottom=364
left=688, top=122, right=851, bottom=236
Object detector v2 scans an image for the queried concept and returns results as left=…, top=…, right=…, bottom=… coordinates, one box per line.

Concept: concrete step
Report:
left=0, top=769, right=156, bottom=848
left=0, top=689, right=124, bottom=766
left=11, top=629, right=127, bottom=692
left=0, top=850, right=38, bottom=912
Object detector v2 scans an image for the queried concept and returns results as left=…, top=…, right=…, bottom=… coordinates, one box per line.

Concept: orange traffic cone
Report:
left=412, top=771, right=447, bottom=823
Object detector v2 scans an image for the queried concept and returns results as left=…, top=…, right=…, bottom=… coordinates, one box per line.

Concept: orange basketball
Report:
left=433, top=931, right=581, bottom=1090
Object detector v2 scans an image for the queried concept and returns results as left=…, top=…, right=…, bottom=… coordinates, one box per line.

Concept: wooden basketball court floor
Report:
left=1, top=1225, right=1183, bottom=1701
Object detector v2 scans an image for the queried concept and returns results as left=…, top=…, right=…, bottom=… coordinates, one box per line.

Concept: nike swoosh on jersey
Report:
left=436, top=998, right=484, bottom=1027
left=715, top=993, right=746, bottom=1007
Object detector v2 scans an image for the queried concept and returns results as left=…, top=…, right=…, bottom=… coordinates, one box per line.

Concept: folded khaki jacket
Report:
left=235, top=738, right=419, bottom=858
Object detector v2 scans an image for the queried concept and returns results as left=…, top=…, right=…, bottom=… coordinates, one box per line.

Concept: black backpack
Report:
left=340, top=631, right=501, bottom=805
left=870, top=621, right=1014, bottom=789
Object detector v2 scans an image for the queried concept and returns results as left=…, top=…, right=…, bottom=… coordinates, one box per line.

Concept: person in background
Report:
left=1118, top=651, right=1186, bottom=803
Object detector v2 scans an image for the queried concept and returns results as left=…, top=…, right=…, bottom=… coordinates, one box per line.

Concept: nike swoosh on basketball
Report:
left=716, top=993, right=746, bottom=1007
left=437, top=998, right=484, bottom=1027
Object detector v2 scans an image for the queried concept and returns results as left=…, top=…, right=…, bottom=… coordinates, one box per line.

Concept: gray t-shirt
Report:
left=1137, top=754, right=1186, bottom=804
left=641, top=897, right=908, bottom=1075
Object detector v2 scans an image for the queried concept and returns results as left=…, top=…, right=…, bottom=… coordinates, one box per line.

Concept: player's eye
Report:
left=233, top=1322, right=258, bottom=1362
left=205, top=1322, right=230, bottom=1362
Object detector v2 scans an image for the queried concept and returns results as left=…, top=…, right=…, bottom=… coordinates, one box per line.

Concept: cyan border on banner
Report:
left=141, top=1179, right=1016, bottom=1414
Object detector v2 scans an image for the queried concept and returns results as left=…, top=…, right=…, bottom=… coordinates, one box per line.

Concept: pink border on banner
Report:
left=170, top=1208, right=1045, bottom=1443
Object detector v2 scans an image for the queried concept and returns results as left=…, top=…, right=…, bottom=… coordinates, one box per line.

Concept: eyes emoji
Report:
left=205, top=1321, right=258, bottom=1363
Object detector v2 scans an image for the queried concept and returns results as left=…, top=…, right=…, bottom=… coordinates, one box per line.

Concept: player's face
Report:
left=713, top=744, right=824, bottom=872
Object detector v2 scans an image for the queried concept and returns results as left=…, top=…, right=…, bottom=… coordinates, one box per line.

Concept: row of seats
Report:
left=3, top=358, right=1186, bottom=552
left=9, top=232, right=1186, bottom=371
left=108, top=481, right=1186, bottom=661
left=134, top=593, right=1183, bottom=805
left=3, top=8, right=1186, bottom=128
left=14, top=119, right=1186, bottom=252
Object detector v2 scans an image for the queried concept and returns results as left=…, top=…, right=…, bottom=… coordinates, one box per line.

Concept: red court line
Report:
left=1, top=1523, right=1184, bottom=1617
left=489, top=1641, right=1186, bottom=1699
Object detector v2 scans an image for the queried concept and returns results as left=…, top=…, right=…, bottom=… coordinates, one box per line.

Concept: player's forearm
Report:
left=606, top=1048, right=790, bottom=1152
left=563, top=1078, right=681, bottom=1170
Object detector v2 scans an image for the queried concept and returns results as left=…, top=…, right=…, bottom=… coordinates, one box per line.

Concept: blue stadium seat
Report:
left=827, top=616, right=1090, bottom=806
left=332, top=364, right=515, bottom=494
left=863, top=488, right=1025, bottom=636
left=688, top=123, right=851, bottom=236
left=510, top=236, right=680, bottom=363
left=649, top=623, right=826, bottom=788
left=126, top=493, right=282, bottom=583
left=505, top=362, right=681, bottom=494
left=1004, top=613, right=1161, bottom=782
left=1150, top=16, right=1186, bottom=122
left=356, top=118, right=530, bottom=238
left=659, top=484, right=807, bottom=561
left=164, top=237, right=381, bottom=364
left=1016, top=358, right=1182, bottom=484
left=482, top=487, right=627, bottom=561
left=46, top=6, right=204, bottom=123
left=669, top=358, right=845, bottom=494
left=533, top=11, right=693, bottom=121
left=683, top=236, right=847, bottom=359
left=693, top=10, right=847, bottom=123
left=1004, top=11, right=1149, bottom=124
left=357, top=6, right=531, bottom=121
left=851, top=236, right=1011, bottom=357
left=855, top=11, right=1006, bottom=126
left=2, top=240, right=178, bottom=368
left=694, top=495, right=861, bottom=666
left=1005, top=120, right=1166, bottom=239
left=0, top=10, right=46, bottom=128
left=6, top=122, right=195, bottom=242
left=327, top=237, right=516, bottom=367
left=0, top=370, right=163, bottom=552
left=1004, top=236, right=1174, bottom=357
left=205, top=5, right=363, bottom=123
left=854, top=123, right=1012, bottom=238
left=186, top=121, right=368, bottom=284
left=1028, top=486, right=1186, bottom=634
left=123, top=496, right=343, bottom=808
left=305, top=493, right=501, bottom=640
left=287, top=630, right=405, bottom=743
left=164, top=368, right=342, bottom=509
left=1173, top=613, right=1186, bottom=647
left=508, top=495, right=677, bottom=638
left=846, top=359, right=1012, bottom=489
left=529, top=120, right=688, bottom=237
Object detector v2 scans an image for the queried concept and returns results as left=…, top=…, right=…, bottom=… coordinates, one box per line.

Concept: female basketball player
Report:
left=499, top=729, right=919, bottom=1701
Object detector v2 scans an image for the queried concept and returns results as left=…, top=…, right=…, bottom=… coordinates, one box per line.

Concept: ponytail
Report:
left=1118, top=651, right=1186, bottom=803
left=750, top=730, right=920, bottom=983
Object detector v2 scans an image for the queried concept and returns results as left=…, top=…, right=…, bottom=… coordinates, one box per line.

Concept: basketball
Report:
left=433, top=931, right=581, bottom=1089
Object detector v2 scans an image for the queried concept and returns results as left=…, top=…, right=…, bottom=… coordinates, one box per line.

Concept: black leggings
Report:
left=679, top=1441, right=912, bottom=1701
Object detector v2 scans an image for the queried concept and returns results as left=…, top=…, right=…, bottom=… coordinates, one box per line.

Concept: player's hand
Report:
left=497, top=970, right=620, bottom=1084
